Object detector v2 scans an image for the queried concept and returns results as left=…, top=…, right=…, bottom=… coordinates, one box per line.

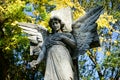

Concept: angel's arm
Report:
left=53, top=33, right=76, bottom=49
left=61, top=34, right=76, bottom=49
left=36, top=45, right=46, bottom=64
left=29, top=45, right=46, bottom=68
left=44, top=33, right=76, bottom=49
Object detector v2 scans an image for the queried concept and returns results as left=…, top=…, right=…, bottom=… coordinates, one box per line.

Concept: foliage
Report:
left=0, top=0, right=30, bottom=80
left=0, top=0, right=120, bottom=80
left=77, top=0, right=120, bottom=79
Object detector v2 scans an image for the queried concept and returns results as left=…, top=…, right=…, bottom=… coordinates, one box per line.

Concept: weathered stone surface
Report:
left=50, top=7, right=72, bottom=32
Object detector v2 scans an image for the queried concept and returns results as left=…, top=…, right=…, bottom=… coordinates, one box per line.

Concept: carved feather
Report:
left=18, top=23, right=48, bottom=55
left=72, top=6, right=103, bottom=58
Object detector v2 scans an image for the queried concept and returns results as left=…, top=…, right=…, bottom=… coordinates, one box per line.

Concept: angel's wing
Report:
left=72, top=6, right=103, bottom=58
left=18, top=23, right=48, bottom=55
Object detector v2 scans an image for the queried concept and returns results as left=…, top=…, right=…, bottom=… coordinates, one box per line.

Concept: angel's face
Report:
left=51, top=19, right=61, bottom=31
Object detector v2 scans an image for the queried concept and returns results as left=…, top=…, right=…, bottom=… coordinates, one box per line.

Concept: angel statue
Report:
left=18, top=6, right=103, bottom=80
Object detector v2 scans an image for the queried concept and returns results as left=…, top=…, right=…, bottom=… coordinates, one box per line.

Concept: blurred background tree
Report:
left=0, top=0, right=119, bottom=80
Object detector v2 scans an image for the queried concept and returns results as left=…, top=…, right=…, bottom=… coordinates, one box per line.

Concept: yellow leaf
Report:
left=93, top=48, right=97, bottom=52
left=100, top=37, right=104, bottom=43
left=114, top=40, right=118, bottom=45
left=106, top=51, right=111, bottom=56
left=98, top=47, right=102, bottom=51
left=108, top=31, right=112, bottom=35
left=33, top=10, right=39, bottom=16
left=5, top=46, right=10, bottom=50
left=86, top=50, right=91, bottom=55
left=11, top=21, right=18, bottom=26
left=96, top=12, right=117, bottom=30
left=40, top=21, right=48, bottom=27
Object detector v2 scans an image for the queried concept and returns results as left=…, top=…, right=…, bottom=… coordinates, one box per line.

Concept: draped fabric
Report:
left=44, top=45, right=74, bottom=80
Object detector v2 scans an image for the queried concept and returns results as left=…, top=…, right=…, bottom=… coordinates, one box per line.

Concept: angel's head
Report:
left=49, top=16, right=64, bottom=33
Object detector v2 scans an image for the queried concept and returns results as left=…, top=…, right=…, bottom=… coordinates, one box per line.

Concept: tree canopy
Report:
left=0, top=0, right=120, bottom=80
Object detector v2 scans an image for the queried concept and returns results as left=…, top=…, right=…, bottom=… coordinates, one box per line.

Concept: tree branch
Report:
left=0, top=18, right=9, bottom=38
left=87, top=50, right=103, bottom=79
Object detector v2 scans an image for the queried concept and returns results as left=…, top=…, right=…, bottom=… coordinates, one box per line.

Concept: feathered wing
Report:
left=72, top=6, right=103, bottom=58
left=18, top=23, right=48, bottom=55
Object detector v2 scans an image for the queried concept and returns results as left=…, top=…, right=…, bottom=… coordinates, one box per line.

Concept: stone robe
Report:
left=44, top=44, right=74, bottom=80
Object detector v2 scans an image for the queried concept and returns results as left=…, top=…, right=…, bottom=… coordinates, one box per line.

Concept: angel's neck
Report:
left=54, top=30, right=62, bottom=33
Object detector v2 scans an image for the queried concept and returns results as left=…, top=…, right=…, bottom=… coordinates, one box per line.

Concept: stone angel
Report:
left=18, top=6, right=103, bottom=80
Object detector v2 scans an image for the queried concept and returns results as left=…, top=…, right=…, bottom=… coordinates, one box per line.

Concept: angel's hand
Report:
left=29, top=60, right=38, bottom=68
